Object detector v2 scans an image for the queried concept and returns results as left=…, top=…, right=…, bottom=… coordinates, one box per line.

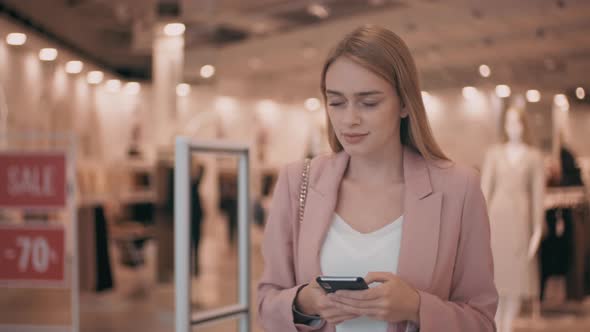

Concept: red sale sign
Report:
left=0, top=224, right=66, bottom=284
left=0, top=152, right=67, bottom=208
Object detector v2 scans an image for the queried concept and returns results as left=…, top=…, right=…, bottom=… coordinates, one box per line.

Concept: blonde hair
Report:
left=320, top=24, right=449, bottom=161
left=501, top=107, right=533, bottom=145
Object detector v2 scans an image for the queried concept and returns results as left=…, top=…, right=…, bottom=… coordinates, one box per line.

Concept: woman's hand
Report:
left=327, top=272, right=421, bottom=324
left=295, top=278, right=359, bottom=325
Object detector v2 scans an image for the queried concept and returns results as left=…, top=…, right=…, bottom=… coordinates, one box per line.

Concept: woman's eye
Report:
left=362, top=101, right=380, bottom=107
left=328, top=101, right=345, bottom=107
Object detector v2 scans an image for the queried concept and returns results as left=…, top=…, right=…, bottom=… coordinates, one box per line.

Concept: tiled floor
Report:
left=1, top=214, right=590, bottom=332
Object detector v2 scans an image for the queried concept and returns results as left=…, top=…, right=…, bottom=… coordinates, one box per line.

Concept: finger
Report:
left=329, top=314, right=359, bottom=325
left=329, top=294, right=382, bottom=309
left=364, top=271, right=395, bottom=284
left=322, top=309, right=357, bottom=319
left=332, top=301, right=379, bottom=317
left=321, top=308, right=357, bottom=321
left=334, top=287, right=380, bottom=300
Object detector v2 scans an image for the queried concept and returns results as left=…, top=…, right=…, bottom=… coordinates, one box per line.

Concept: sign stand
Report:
left=0, top=132, right=78, bottom=332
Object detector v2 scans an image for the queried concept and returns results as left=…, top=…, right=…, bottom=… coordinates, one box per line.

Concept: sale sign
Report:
left=0, top=224, right=66, bottom=284
left=0, top=152, right=67, bottom=208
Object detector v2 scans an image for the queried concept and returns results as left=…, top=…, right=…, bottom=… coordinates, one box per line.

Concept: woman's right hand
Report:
left=295, top=279, right=359, bottom=325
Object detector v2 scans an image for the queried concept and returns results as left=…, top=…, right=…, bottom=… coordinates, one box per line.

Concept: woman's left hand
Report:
left=328, top=272, right=421, bottom=324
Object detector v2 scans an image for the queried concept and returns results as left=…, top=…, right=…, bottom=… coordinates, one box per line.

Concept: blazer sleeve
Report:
left=416, top=171, right=498, bottom=331
left=256, top=165, right=325, bottom=331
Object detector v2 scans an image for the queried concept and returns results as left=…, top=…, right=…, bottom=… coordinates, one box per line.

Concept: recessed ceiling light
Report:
left=6, top=33, right=26, bottom=46
left=576, top=87, right=585, bottom=100
left=65, top=61, right=84, bottom=74
left=164, top=23, right=185, bottom=37
left=176, top=83, right=190, bottom=97
left=462, top=86, right=478, bottom=100
left=554, top=94, right=569, bottom=109
left=495, top=85, right=511, bottom=98
left=124, top=82, right=141, bottom=95
left=87, top=71, right=104, bottom=85
left=105, top=79, right=121, bottom=93
left=200, top=65, right=215, bottom=78
left=39, top=48, right=58, bottom=61
left=526, top=90, right=541, bottom=103
left=304, top=98, right=321, bottom=111
left=479, top=64, right=491, bottom=78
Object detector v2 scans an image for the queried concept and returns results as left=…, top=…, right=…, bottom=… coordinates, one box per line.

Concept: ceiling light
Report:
left=6, top=33, right=26, bottom=46
left=478, top=64, right=491, bottom=78
left=39, top=48, right=58, bottom=61
left=307, top=3, right=330, bottom=19
left=554, top=94, right=569, bottom=109
left=526, top=90, right=541, bottom=103
left=305, top=98, right=321, bottom=111
left=200, top=64, right=215, bottom=78
left=462, top=86, right=478, bottom=100
left=105, top=79, right=121, bottom=93
left=176, top=83, right=190, bottom=97
left=495, top=84, right=511, bottom=98
left=124, top=82, right=141, bottom=95
left=87, top=71, right=104, bottom=85
left=163, top=23, right=185, bottom=37
left=576, top=87, right=585, bottom=100
left=65, top=60, right=84, bottom=74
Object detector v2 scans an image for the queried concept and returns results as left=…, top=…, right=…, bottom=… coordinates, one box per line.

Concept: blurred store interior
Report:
left=1, top=0, right=590, bottom=331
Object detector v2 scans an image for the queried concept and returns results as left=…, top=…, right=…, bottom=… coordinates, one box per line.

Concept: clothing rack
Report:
left=544, top=186, right=587, bottom=210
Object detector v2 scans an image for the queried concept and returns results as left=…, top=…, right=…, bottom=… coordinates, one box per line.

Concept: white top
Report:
left=320, top=213, right=404, bottom=332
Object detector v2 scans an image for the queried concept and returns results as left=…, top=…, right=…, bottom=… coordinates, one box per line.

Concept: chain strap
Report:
left=298, top=158, right=311, bottom=224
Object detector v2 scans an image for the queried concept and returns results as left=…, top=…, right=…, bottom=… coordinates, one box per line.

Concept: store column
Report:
left=152, top=23, right=184, bottom=149
left=152, top=23, right=185, bottom=283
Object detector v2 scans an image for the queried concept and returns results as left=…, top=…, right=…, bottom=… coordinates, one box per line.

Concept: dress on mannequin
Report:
left=482, top=143, right=544, bottom=297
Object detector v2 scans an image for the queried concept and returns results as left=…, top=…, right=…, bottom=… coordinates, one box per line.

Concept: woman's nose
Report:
left=342, top=106, right=361, bottom=126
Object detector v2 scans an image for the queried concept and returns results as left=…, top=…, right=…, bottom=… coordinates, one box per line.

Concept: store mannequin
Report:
left=481, top=108, right=545, bottom=332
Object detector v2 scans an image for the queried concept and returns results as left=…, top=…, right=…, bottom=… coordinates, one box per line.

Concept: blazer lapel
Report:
left=396, top=147, right=442, bottom=291
left=297, top=152, right=349, bottom=282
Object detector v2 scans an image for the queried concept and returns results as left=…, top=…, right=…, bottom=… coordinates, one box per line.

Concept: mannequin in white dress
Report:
left=481, top=108, right=545, bottom=332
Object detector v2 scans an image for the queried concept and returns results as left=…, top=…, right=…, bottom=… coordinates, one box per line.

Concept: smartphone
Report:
left=316, top=276, right=369, bottom=293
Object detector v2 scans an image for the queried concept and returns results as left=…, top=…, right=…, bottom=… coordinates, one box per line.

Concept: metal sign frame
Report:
left=174, top=137, right=251, bottom=332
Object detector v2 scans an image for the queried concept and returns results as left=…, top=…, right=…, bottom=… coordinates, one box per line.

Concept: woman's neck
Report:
left=345, top=142, right=404, bottom=186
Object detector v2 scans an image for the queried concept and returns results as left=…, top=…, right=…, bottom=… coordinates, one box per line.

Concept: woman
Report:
left=257, top=25, right=498, bottom=332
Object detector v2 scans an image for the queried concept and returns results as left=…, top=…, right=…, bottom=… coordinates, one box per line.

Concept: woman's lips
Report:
left=342, top=132, right=369, bottom=144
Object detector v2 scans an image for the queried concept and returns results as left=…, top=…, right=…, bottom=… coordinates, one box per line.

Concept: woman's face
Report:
left=325, top=57, right=407, bottom=157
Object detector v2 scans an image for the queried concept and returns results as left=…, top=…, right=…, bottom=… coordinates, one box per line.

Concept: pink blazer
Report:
left=257, top=147, right=498, bottom=331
